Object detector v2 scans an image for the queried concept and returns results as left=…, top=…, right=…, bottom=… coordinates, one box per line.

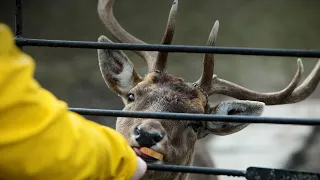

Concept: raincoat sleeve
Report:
left=0, top=23, right=137, bottom=180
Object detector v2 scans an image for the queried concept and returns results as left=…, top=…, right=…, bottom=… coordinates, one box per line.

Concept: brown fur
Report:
left=95, top=1, right=311, bottom=179
left=97, top=30, right=268, bottom=180
left=108, top=71, right=218, bottom=180
left=96, top=47, right=265, bottom=180
left=96, top=0, right=320, bottom=178
left=189, top=138, right=219, bottom=180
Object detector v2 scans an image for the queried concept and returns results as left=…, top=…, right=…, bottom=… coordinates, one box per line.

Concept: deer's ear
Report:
left=203, top=100, right=265, bottom=136
left=97, top=35, right=142, bottom=96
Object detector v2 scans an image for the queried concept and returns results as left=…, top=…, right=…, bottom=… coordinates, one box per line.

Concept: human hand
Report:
left=130, top=156, right=147, bottom=180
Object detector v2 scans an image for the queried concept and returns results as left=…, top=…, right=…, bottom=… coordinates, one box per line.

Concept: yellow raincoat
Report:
left=0, top=23, right=136, bottom=180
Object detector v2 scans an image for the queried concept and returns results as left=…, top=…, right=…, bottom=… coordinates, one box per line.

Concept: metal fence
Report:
left=13, top=0, right=320, bottom=179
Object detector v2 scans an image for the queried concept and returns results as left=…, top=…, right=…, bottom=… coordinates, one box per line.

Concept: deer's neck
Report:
left=171, top=148, right=196, bottom=180
left=142, top=149, right=195, bottom=180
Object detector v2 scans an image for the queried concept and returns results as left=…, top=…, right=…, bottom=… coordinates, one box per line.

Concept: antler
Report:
left=195, top=20, right=219, bottom=92
left=153, top=0, right=178, bottom=72
left=195, top=20, right=320, bottom=105
left=97, top=0, right=178, bottom=73
left=209, top=59, right=320, bottom=105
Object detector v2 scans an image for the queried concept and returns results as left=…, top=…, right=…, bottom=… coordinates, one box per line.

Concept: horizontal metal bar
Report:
left=246, top=167, right=320, bottom=180
left=147, top=164, right=246, bottom=177
left=69, top=108, right=320, bottom=126
left=15, top=38, right=320, bottom=58
left=147, top=165, right=320, bottom=178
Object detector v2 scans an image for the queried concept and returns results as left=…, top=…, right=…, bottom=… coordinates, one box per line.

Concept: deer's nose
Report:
left=134, top=125, right=164, bottom=148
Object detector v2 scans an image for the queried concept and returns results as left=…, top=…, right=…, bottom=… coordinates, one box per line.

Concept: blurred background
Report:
left=1, top=0, right=320, bottom=179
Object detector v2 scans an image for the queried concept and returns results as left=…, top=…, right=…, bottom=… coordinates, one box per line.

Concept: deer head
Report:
left=97, top=0, right=320, bottom=179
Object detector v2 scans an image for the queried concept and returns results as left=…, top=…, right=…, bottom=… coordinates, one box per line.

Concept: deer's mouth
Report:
left=133, top=147, right=163, bottom=163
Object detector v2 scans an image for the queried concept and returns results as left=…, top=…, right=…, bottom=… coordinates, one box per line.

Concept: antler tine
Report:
left=209, top=59, right=313, bottom=105
left=195, top=20, right=220, bottom=92
left=152, top=0, right=178, bottom=72
left=282, top=59, right=320, bottom=104
left=97, top=0, right=157, bottom=71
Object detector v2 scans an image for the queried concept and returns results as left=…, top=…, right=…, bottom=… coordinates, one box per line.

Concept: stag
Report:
left=96, top=0, right=320, bottom=179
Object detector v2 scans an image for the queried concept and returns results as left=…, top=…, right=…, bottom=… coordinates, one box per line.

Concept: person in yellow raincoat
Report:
left=0, top=23, right=146, bottom=180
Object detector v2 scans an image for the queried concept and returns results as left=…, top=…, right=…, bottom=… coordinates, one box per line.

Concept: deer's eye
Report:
left=126, top=93, right=135, bottom=103
left=189, top=122, right=202, bottom=132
